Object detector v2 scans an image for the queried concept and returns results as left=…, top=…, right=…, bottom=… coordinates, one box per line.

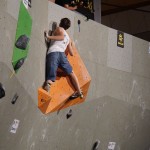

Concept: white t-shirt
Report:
left=47, top=29, right=69, bottom=54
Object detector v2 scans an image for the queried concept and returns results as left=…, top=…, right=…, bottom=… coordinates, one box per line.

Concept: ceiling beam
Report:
left=102, top=1, right=150, bottom=16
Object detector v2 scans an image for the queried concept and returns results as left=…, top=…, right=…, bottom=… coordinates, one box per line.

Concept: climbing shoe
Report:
left=42, top=82, right=51, bottom=93
left=69, top=91, right=83, bottom=100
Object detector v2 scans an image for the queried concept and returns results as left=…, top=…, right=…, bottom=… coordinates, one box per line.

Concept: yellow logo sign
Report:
left=117, top=31, right=124, bottom=48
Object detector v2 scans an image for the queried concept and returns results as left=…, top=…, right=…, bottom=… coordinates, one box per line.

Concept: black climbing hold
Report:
left=14, top=58, right=25, bottom=71
left=66, top=109, right=72, bottom=119
left=28, top=0, right=31, bottom=8
left=92, top=140, right=100, bottom=150
left=11, top=93, right=19, bottom=104
left=15, top=34, right=30, bottom=50
left=78, top=20, right=81, bottom=32
left=78, top=20, right=81, bottom=25
left=45, top=22, right=57, bottom=50
left=0, top=83, right=5, bottom=99
left=52, top=22, right=57, bottom=31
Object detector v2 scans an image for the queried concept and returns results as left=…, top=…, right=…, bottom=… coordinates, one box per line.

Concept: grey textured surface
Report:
left=0, top=0, right=150, bottom=150
left=101, top=7, right=150, bottom=42
left=107, top=29, right=132, bottom=72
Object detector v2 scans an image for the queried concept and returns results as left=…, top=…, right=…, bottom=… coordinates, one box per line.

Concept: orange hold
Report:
left=38, top=45, right=91, bottom=114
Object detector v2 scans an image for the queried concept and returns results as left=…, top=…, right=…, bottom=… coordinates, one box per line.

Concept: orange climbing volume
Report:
left=38, top=45, right=91, bottom=114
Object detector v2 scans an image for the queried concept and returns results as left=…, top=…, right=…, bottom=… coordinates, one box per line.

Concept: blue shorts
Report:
left=46, top=52, right=72, bottom=81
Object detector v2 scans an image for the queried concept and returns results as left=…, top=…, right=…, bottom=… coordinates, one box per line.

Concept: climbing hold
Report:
left=0, top=83, right=5, bottom=99
left=11, top=93, right=19, bottom=104
left=92, top=140, right=100, bottom=150
left=14, top=58, right=25, bottom=71
left=66, top=109, right=72, bottom=119
left=77, top=20, right=81, bottom=32
left=15, top=34, right=30, bottom=50
left=28, top=0, right=31, bottom=8
left=38, top=45, right=91, bottom=114
left=52, top=22, right=57, bottom=31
